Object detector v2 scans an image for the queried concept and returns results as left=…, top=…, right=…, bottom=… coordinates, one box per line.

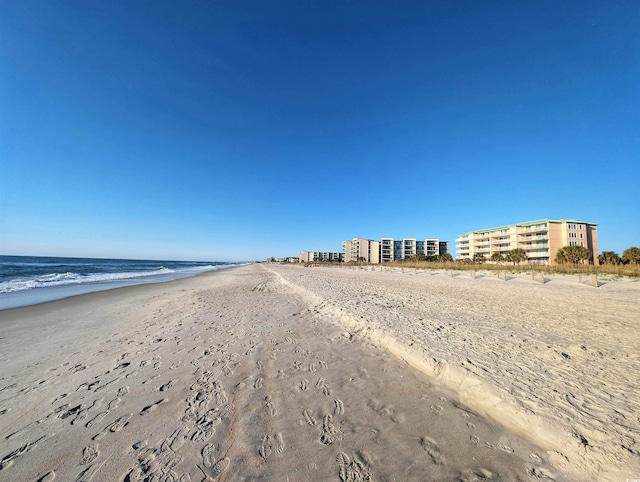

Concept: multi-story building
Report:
left=342, top=238, right=380, bottom=263
left=299, top=251, right=343, bottom=263
left=367, top=237, right=450, bottom=262
left=456, top=219, right=598, bottom=265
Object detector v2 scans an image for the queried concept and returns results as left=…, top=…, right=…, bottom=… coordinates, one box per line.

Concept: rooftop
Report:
left=459, top=219, right=597, bottom=236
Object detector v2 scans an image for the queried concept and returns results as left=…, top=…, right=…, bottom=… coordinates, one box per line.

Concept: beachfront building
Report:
left=380, top=238, right=450, bottom=262
left=299, top=251, right=343, bottom=263
left=342, top=238, right=381, bottom=263
left=455, top=219, right=598, bottom=265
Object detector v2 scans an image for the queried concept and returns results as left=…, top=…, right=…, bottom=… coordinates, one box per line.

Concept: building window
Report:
left=570, top=241, right=577, bottom=246
left=580, top=242, right=584, bottom=247
left=568, top=223, right=576, bottom=230
left=579, top=225, right=583, bottom=230
left=569, top=233, right=577, bottom=238
left=580, top=233, right=583, bottom=239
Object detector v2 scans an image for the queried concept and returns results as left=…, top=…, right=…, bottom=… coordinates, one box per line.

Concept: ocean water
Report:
left=0, top=255, right=243, bottom=310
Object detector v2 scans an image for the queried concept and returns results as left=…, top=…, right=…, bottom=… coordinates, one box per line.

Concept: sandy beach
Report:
left=1, top=264, right=638, bottom=481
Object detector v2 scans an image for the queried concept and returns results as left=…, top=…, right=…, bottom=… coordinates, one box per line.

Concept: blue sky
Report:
left=1, top=1, right=638, bottom=261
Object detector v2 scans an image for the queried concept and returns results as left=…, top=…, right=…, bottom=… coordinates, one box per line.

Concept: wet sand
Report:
left=0, top=263, right=638, bottom=481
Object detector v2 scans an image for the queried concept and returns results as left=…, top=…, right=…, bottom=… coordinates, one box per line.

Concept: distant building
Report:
left=299, top=251, right=343, bottom=263
left=381, top=238, right=449, bottom=262
left=456, top=219, right=598, bottom=265
left=342, top=238, right=380, bottom=263
left=345, top=237, right=449, bottom=263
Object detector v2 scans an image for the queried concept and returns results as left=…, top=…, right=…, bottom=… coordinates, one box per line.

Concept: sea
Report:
left=0, top=255, right=244, bottom=310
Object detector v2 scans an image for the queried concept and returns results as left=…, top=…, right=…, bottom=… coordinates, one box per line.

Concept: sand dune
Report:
left=0, top=264, right=637, bottom=481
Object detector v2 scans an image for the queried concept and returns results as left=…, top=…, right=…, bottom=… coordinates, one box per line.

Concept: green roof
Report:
left=459, top=218, right=597, bottom=236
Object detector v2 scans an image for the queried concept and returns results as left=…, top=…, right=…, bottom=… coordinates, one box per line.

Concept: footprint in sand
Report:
left=140, top=399, right=167, bottom=416
left=300, top=379, right=309, bottom=391
left=334, top=399, right=344, bottom=416
left=336, top=452, right=373, bottom=482
left=303, top=409, right=316, bottom=426
left=211, top=457, right=230, bottom=476
left=142, top=374, right=161, bottom=385
left=420, top=437, right=442, bottom=464
left=259, top=435, right=273, bottom=461
left=86, top=411, right=108, bottom=428
left=254, top=377, right=263, bottom=390
left=158, top=381, right=173, bottom=392
left=316, top=378, right=332, bottom=396
left=430, top=404, right=443, bottom=415
left=36, top=470, right=55, bottom=482
left=93, top=414, right=132, bottom=440
left=528, top=466, right=556, bottom=480
left=215, top=391, right=228, bottom=406
left=108, top=413, right=132, bottom=432
left=320, top=414, right=336, bottom=445
left=265, top=397, right=277, bottom=416
left=0, top=435, right=48, bottom=470
left=274, top=432, right=285, bottom=454
left=80, top=445, right=99, bottom=465
left=458, top=468, right=498, bottom=481
left=202, top=443, right=216, bottom=468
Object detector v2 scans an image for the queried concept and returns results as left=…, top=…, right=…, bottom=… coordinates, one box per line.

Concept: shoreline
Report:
left=0, top=263, right=245, bottom=311
left=1, top=264, right=637, bottom=480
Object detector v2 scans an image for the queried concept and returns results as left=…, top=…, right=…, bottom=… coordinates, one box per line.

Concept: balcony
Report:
left=517, top=224, right=548, bottom=234
left=520, top=243, right=549, bottom=249
left=526, top=251, right=550, bottom=258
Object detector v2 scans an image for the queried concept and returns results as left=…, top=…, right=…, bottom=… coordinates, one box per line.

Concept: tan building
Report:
left=299, top=251, right=343, bottom=263
left=342, top=238, right=380, bottom=263
left=456, top=219, right=598, bottom=265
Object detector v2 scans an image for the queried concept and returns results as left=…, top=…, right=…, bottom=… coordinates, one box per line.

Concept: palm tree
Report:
left=506, top=248, right=528, bottom=265
left=438, top=253, right=453, bottom=263
left=556, top=246, right=592, bottom=264
left=622, top=247, right=640, bottom=264
left=598, top=251, right=621, bottom=265
left=473, top=253, right=486, bottom=264
left=490, top=252, right=504, bottom=263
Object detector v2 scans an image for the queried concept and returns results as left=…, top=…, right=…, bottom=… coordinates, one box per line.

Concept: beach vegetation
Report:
left=456, top=257, right=473, bottom=264
left=374, top=250, right=640, bottom=278
left=505, top=248, right=528, bottom=265
left=490, top=252, right=504, bottom=263
left=622, top=247, right=640, bottom=264
left=598, top=251, right=621, bottom=265
left=473, top=253, right=486, bottom=264
left=438, top=253, right=453, bottom=262
left=555, top=245, right=592, bottom=265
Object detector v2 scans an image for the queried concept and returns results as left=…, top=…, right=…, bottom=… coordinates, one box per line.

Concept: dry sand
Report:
left=0, top=264, right=638, bottom=481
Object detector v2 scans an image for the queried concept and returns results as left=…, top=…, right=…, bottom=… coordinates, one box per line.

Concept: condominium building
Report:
left=380, top=238, right=449, bottom=262
left=455, top=219, right=598, bottom=265
left=342, top=238, right=381, bottom=263
left=299, top=251, right=343, bottom=263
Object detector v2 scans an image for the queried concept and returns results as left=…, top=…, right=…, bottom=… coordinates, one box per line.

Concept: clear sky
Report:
left=1, top=1, right=638, bottom=262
